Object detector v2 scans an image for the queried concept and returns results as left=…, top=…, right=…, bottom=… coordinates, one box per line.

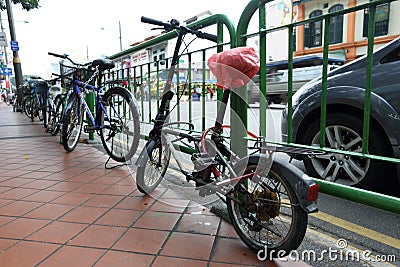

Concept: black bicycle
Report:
left=135, top=17, right=319, bottom=257
left=23, top=78, right=48, bottom=123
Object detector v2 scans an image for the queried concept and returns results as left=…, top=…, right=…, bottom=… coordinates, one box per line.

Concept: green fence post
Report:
left=363, top=4, right=376, bottom=154
left=87, top=91, right=95, bottom=141
left=287, top=24, right=294, bottom=144
left=319, top=17, right=331, bottom=148
left=258, top=1, right=267, bottom=138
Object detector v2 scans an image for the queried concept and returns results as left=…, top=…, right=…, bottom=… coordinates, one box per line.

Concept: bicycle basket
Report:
left=60, top=63, right=95, bottom=88
left=35, top=81, right=49, bottom=95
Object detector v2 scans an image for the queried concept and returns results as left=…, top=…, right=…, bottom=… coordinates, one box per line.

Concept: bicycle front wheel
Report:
left=47, top=98, right=62, bottom=136
left=62, top=95, right=83, bottom=152
left=43, top=98, right=50, bottom=129
left=34, top=96, right=44, bottom=122
left=99, top=87, right=140, bottom=162
left=24, top=96, right=33, bottom=120
left=136, top=139, right=170, bottom=194
left=226, top=158, right=308, bottom=258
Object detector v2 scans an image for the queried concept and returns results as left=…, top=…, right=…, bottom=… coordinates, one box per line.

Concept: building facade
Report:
left=294, top=0, right=400, bottom=62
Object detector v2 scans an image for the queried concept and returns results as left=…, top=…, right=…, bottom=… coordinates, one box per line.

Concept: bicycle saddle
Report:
left=91, top=59, right=115, bottom=71
left=208, top=47, right=259, bottom=90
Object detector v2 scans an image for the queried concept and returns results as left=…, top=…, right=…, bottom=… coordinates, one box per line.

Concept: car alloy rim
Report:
left=310, top=125, right=370, bottom=185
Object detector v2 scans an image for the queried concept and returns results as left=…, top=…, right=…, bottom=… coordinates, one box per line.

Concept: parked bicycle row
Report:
left=10, top=53, right=141, bottom=164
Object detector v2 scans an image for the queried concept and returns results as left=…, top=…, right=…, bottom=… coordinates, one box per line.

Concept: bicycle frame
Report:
left=69, top=80, right=113, bottom=132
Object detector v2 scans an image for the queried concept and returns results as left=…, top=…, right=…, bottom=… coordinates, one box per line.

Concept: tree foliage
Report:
left=0, top=0, right=40, bottom=11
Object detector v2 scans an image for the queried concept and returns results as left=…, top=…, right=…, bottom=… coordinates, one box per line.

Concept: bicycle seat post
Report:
left=214, top=89, right=231, bottom=132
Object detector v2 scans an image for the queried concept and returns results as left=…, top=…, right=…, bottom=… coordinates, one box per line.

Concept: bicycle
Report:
left=135, top=17, right=320, bottom=257
left=24, top=77, right=48, bottom=123
left=43, top=78, right=63, bottom=135
left=48, top=52, right=141, bottom=162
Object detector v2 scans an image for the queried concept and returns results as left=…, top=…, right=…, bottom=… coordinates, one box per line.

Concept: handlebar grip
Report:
left=141, top=16, right=166, bottom=27
left=48, top=52, right=66, bottom=59
left=198, top=32, right=218, bottom=43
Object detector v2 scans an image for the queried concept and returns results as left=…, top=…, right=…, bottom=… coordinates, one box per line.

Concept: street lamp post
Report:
left=5, top=0, right=23, bottom=89
left=101, top=21, right=123, bottom=51
left=118, top=20, right=122, bottom=51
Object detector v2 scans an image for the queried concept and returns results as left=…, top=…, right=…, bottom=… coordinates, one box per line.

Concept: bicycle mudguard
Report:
left=232, top=154, right=319, bottom=213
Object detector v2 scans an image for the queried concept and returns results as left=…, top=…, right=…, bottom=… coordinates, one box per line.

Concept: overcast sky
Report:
left=2, top=0, right=249, bottom=77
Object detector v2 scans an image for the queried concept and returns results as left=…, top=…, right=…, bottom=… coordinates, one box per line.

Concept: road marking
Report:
left=307, top=227, right=396, bottom=267
left=311, top=211, right=400, bottom=250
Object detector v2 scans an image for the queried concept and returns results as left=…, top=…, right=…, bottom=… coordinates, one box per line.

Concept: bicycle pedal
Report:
left=84, top=125, right=99, bottom=133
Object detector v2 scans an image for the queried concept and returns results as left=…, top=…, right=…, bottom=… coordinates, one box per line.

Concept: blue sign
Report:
left=0, top=68, right=12, bottom=76
left=10, top=41, right=19, bottom=51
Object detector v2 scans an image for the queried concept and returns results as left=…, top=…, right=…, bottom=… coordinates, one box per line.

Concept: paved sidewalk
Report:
left=0, top=102, right=307, bottom=267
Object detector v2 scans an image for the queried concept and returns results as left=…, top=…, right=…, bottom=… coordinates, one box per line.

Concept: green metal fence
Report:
left=234, top=0, right=400, bottom=213
left=105, top=0, right=400, bottom=213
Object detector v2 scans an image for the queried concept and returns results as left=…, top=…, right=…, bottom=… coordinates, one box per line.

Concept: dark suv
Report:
left=281, top=37, right=400, bottom=193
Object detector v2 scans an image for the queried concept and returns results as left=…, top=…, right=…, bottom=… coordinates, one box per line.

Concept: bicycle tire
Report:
left=21, top=96, right=28, bottom=113
left=53, top=96, right=65, bottom=136
left=47, top=97, right=62, bottom=136
left=43, top=97, right=49, bottom=128
left=24, top=96, right=33, bottom=120
left=99, top=87, right=140, bottom=162
left=226, top=158, right=308, bottom=258
left=62, top=95, right=83, bottom=152
left=37, top=97, right=45, bottom=122
left=30, top=96, right=43, bottom=122
left=136, top=139, right=170, bottom=194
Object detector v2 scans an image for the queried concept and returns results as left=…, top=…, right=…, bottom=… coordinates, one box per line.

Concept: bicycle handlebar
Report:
left=141, top=16, right=218, bottom=43
left=141, top=16, right=167, bottom=27
left=48, top=52, right=91, bottom=67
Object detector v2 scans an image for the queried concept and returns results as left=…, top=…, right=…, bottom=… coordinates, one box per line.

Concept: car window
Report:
left=380, top=46, right=400, bottom=64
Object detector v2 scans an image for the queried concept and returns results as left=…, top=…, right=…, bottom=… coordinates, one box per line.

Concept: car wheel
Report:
left=301, top=112, right=394, bottom=190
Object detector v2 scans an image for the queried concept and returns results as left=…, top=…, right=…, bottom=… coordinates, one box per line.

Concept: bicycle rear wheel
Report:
left=99, top=87, right=140, bottom=162
left=136, top=139, right=170, bottom=194
left=62, top=95, right=83, bottom=152
left=226, top=158, right=308, bottom=258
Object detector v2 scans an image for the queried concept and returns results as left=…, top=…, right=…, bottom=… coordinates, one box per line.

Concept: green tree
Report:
left=0, top=0, right=40, bottom=11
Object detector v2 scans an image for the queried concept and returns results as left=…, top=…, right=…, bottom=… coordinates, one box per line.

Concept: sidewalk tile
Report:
left=152, top=256, right=208, bottom=267
left=0, top=217, right=50, bottom=239
left=95, top=251, right=154, bottom=267
left=160, top=232, right=215, bottom=260
left=69, top=225, right=125, bottom=249
left=95, top=208, right=142, bottom=227
left=112, top=228, right=169, bottom=254
left=27, top=221, right=87, bottom=244
left=59, top=206, right=108, bottom=224
left=134, top=210, right=181, bottom=231
left=39, top=246, right=105, bottom=267
left=0, top=241, right=59, bottom=267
